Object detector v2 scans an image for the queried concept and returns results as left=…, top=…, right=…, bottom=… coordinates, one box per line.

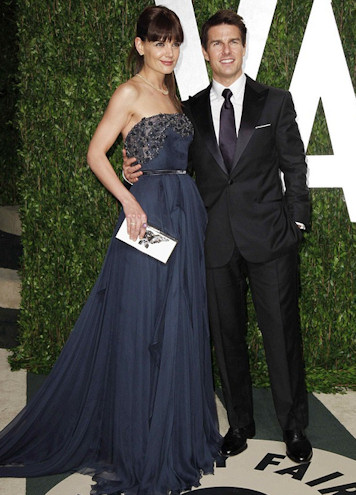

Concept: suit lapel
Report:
left=189, top=77, right=269, bottom=176
left=230, top=76, right=269, bottom=174
left=190, top=86, right=229, bottom=175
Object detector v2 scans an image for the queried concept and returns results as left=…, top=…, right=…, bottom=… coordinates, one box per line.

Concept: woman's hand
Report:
left=122, top=196, right=147, bottom=241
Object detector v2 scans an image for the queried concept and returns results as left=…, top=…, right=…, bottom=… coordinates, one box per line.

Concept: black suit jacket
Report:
left=183, top=75, right=310, bottom=267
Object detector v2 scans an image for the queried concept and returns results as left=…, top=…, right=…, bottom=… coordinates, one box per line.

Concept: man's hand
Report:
left=122, top=149, right=143, bottom=184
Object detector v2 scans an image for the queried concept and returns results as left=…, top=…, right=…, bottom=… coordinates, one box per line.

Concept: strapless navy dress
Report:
left=0, top=113, right=221, bottom=495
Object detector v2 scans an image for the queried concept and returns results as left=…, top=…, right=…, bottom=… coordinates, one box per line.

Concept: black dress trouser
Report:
left=206, top=246, right=308, bottom=432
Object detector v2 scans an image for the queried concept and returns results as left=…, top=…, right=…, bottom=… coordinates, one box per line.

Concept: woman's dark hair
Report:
left=128, top=6, right=184, bottom=111
left=201, top=10, right=247, bottom=49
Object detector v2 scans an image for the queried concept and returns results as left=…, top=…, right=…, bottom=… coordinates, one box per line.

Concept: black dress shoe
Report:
left=283, top=429, right=313, bottom=463
left=221, top=423, right=256, bottom=456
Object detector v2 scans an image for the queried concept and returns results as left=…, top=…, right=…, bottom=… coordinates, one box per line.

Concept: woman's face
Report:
left=136, top=38, right=181, bottom=75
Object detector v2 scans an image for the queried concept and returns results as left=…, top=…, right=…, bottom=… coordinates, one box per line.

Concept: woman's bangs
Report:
left=146, top=14, right=183, bottom=43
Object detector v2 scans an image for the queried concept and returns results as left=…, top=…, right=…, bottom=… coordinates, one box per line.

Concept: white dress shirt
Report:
left=210, top=73, right=246, bottom=142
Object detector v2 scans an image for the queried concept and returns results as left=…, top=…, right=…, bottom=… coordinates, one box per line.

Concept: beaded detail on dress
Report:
left=125, top=113, right=194, bottom=165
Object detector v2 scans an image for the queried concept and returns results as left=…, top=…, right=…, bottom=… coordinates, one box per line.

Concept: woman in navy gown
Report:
left=0, top=6, right=221, bottom=494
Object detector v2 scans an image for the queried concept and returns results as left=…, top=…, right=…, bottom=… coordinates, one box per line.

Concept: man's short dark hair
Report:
left=201, top=10, right=247, bottom=49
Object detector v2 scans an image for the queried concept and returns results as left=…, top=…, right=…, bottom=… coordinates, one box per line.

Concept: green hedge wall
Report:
left=9, top=0, right=356, bottom=392
left=0, top=0, right=20, bottom=205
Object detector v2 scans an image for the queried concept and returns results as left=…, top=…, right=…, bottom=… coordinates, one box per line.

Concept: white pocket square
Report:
left=255, top=123, right=271, bottom=129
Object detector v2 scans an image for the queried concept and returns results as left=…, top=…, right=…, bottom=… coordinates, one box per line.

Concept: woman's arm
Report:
left=87, top=83, right=147, bottom=240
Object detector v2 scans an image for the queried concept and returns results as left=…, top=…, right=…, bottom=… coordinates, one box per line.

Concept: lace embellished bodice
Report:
left=125, top=113, right=194, bottom=169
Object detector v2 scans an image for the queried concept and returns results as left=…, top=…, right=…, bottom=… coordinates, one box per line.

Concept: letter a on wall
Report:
left=290, top=0, right=356, bottom=222
left=156, top=0, right=356, bottom=222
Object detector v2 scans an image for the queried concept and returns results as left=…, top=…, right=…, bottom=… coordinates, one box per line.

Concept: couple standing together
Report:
left=0, top=5, right=311, bottom=495
left=123, top=4, right=312, bottom=463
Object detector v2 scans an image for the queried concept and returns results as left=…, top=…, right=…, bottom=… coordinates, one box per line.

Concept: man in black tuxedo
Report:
left=124, top=10, right=312, bottom=464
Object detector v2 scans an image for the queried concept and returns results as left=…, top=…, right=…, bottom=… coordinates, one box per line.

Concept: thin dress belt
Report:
left=141, top=169, right=187, bottom=176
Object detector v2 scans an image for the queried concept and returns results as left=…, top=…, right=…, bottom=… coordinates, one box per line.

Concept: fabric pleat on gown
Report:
left=0, top=114, right=221, bottom=495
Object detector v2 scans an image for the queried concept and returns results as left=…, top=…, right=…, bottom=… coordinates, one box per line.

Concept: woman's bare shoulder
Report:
left=111, top=78, right=141, bottom=106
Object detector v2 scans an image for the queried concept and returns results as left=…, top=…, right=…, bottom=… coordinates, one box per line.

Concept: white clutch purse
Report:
left=116, top=219, right=178, bottom=264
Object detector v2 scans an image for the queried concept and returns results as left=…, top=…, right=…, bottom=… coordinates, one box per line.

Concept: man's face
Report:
left=202, top=23, right=246, bottom=86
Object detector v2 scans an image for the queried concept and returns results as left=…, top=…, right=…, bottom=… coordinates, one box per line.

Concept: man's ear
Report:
left=135, top=37, right=144, bottom=56
left=202, top=46, right=209, bottom=62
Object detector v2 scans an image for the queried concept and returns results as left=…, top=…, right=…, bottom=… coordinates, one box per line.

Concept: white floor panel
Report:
left=315, top=391, right=356, bottom=438
left=193, top=439, right=356, bottom=495
left=0, top=348, right=26, bottom=430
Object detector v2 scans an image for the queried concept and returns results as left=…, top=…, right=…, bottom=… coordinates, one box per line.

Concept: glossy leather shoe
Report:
left=221, top=423, right=256, bottom=456
left=283, top=429, right=313, bottom=463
